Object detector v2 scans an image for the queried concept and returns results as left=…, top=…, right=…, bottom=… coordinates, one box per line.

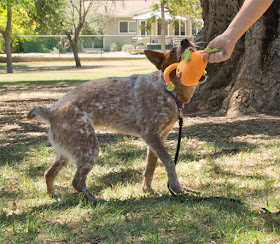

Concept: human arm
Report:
left=204, top=0, right=274, bottom=63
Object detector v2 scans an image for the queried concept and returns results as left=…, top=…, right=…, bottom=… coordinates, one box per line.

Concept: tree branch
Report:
left=6, top=4, right=12, bottom=35
left=69, top=0, right=77, bottom=30
left=81, top=0, right=95, bottom=27
left=79, top=0, right=82, bottom=22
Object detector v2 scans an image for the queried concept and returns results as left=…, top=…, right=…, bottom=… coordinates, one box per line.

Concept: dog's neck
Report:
left=168, top=72, right=196, bottom=104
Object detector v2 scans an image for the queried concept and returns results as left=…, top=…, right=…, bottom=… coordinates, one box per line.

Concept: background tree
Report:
left=0, top=1, right=13, bottom=73
left=141, top=0, right=202, bottom=52
left=61, top=0, right=96, bottom=68
left=187, top=0, right=280, bottom=117
left=160, top=0, right=166, bottom=52
left=33, top=0, right=71, bottom=53
left=165, top=0, right=202, bottom=32
left=33, top=0, right=67, bottom=35
left=34, top=0, right=109, bottom=67
left=0, top=0, right=35, bottom=73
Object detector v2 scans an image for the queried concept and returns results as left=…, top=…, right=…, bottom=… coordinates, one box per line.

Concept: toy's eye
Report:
left=171, top=50, right=176, bottom=56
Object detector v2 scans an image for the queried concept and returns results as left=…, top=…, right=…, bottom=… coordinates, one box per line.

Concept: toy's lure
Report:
left=205, top=48, right=221, bottom=53
left=181, top=49, right=192, bottom=62
left=164, top=48, right=220, bottom=90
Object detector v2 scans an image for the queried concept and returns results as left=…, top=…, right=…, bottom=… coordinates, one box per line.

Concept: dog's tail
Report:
left=27, top=106, right=51, bottom=124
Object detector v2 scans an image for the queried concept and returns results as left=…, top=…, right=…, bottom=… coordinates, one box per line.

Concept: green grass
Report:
left=0, top=60, right=280, bottom=243
left=0, top=60, right=155, bottom=86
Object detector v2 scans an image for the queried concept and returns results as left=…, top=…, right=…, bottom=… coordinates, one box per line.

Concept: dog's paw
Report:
left=49, top=191, right=60, bottom=198
left=89, top=197, right=107, bottom=206
left=168, top=180, right=182, bottom=193
left=142, top=185, right=155, bottom=193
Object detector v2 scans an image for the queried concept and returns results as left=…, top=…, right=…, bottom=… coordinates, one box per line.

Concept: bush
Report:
left=110, top=42, right=120, bottom=52
left=21, top=39, right=58, bottom=53
left=122, top=44, right=134, bottom=52
left=51, top=47, right=59, bottom=53
left=0, top=40, right=4, bottom=54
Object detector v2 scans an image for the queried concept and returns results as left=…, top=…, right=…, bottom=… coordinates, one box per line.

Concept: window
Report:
left=157, top=22, right=168, bottom=35
left=129, top=22, right=137, bottom=32
left=119, top=21, right=136, bottom=33
left=120, top=22, right=128, bottom=33
left=140, top=21, right=151, bottom=36
left=141, top=21, right=145, bottom=36
left=175, top=21, right=179, bottom=35
left=174, top=21, right=186, bottom=36
left=180, top=22, right=186, bottom=35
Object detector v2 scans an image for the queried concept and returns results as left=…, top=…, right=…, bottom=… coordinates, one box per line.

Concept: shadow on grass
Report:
left=93, top=167, right=144, bottom=192
left=167, top=117, right=279, bottom=160
left=1, top=192, right=279, bottom=244
left=0, top=136, right=49, bottom=166
left=2, top=116, right=279, bottom=171
left=0, top=63, right=104, bottom=73
left=98, top=139, right=145, bottom=164
left=0, top=79, right=86, bottom=87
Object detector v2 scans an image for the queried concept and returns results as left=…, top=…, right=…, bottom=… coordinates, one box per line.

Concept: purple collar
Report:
left=167, top=90, right=183, bottom=109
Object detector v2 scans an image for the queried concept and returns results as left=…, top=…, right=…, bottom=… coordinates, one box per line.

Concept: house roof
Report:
left=133, top=11, right=188, bottom=20
left=97, top=0, right=159, bottom=18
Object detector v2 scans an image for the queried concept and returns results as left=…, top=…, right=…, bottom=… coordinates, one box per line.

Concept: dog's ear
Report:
left=144, top=50, right=164, bottom=71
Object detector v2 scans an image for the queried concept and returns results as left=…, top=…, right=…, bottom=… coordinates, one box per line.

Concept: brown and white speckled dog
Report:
left=28, top=39, right=206, bottom=204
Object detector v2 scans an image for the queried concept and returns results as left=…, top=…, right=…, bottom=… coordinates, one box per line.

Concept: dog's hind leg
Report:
left=72, top=162, right=98, bottom=204
left=45, top=155, right=69, bottom=197
left=72, top=152, right=100, bottom=204
left=143, top=146, right=158, bottom=192
left=71, top=129, right=101, bottom=204
left=142, top=132, right=182, bottom=193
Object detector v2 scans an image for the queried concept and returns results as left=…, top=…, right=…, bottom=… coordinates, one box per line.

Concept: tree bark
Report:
left=72, top=44, right=81, bottom=68
left=66, top=31, right=82, bottom=68
left=187, top=0, right=280, bottom=117
left=161, top=0, right=166, bottom=53
left=1, top=5, right=13, bottom=73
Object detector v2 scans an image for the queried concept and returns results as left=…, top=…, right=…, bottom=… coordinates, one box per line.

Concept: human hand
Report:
left=203, top=33, right=237, bottom=63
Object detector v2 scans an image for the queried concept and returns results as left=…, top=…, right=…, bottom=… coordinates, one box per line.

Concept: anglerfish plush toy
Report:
left=164, top=48, right=220, bottom=91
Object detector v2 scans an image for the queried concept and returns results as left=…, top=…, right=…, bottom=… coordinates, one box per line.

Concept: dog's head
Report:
left=144, top=38, right=207, bottom=84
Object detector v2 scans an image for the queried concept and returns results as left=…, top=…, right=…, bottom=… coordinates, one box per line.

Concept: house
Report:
left=90, top=0, right=193, bottom=52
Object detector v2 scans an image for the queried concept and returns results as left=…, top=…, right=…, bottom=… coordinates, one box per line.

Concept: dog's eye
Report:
left=170, top=50, right=176, bottom=56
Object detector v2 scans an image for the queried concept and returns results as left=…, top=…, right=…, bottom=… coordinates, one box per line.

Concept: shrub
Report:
left=110, top=42, right=120, bottom=52
left=122, top=44, right=134, bottom=52
left=21, top=39, right=57, bottom=53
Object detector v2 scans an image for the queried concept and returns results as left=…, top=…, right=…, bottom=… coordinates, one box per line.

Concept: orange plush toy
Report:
left=164, top=48, right=220, bottom=91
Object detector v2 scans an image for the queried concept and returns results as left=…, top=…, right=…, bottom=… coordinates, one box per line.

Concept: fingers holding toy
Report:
left=203, top=34, right=237, bottom=63
left=208, top=50, right=225, bottom=63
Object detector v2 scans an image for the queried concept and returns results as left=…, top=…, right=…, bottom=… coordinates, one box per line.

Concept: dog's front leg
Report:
left=143, top=146, right=158, bottom=192
left=141, top=132, right=182, bottom=193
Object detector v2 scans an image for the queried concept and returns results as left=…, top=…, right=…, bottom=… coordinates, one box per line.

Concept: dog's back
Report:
left=31, top=71, right=177, bottom=137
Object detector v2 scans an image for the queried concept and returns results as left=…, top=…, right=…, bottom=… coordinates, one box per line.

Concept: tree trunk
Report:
left=187, top=0, right=280, bottom=117
left=4, top=31, right=13, bottom=74
left=72, top=41, right=82, bottom=68
left=1, top=5, right=13, bottom=74
left=66, top=32, right=82, bottom=68
left=160, top=0, right=166, bottom=53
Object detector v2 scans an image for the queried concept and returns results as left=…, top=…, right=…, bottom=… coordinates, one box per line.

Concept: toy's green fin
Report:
left=181, top=49, right=192, bottom=62
left=206, top=48, right=221, bottom=53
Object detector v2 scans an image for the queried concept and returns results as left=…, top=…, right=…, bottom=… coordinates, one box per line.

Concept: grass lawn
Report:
left=0, top=60, right=280, bottom=243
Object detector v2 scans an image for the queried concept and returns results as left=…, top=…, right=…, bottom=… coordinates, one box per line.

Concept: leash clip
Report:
left=178, top=107, right=183, bottom=119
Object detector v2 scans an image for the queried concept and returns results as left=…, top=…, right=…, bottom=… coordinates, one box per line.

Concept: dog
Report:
left=28, top=39, right=206, bottom=204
